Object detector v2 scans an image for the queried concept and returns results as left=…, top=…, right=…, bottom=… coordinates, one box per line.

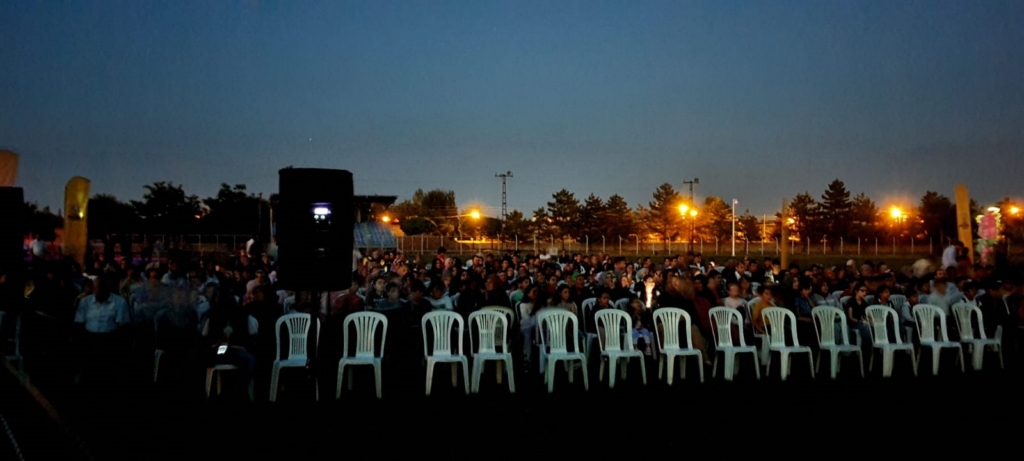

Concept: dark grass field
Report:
left=6, top=345, right=1024, bottom=460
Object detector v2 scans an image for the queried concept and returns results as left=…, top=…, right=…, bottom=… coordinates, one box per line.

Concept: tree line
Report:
left=20, top=179, right=1021, bottom=249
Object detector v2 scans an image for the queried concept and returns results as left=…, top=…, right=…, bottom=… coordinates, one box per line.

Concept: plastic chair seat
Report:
left=337, top=312, right=387, bottom=399
left=708, top=307, right=760, bottom=382
left=654, top=308, right=705, bottom=384
left=595, top=310, right=648, bottom=389
left=205, top=364, right=253, bottom=401
left=536, top=310, right=588, bottom=393
left=761, top=308, right=815, bottom=381
left=422, top=310, right=470, bottom=396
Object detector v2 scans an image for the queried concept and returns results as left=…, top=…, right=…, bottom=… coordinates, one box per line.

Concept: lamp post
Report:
left=731, top=199, right=737, bottom=257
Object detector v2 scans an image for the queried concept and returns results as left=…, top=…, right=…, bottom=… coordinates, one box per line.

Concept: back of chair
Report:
left=276, top=313, right=313, bottom=361
left=536, top=310, right=578, bottom=354
left=761, top=307, right=796, bottom=347
left=913, top=304, right=949, bottom=342
left=708, top=307, right=742, bottom=348
left=481, top=306, right=515, bottom=349
left=951, top=302, right=978, bottom=340
left=654, top=308, right=694, bottom=350
left=865, top=305, right=899, bottom=344
left=422, top=310, right=464, bottom=357
left=595, top=309, right=631, bottom=352
left=890, top=295, right=908, bottom=310
left=613, top=298, right=630, bottom=311
left=580, top=297, right=597, bottom=332
left=811, top=306, right=846, bottom=347
left=344, top=311, right=387, bottom=359
left=468, top=310, right=507, bottom=354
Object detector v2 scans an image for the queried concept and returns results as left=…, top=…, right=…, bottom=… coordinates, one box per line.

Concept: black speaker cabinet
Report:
left=0, top=187, right=24, bottom=272
left=275, top=168, right=353, bottom=292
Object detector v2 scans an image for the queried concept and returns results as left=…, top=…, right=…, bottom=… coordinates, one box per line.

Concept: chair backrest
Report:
left=889, top=294, right=908, bottom=309
left=913, top=304, right=950, bottom=342
left=468, top=310, right=508, bottom=355
left=343, top=311, right=387, bottom=359
left=811, top=306, right=849, bottom=347
left=276, top=313, right=316, bottom=361
left=744, top=298, right=758, bottom=322
left=655, top=309, right=696, bottom=350
left=450, top=292, right=461, bottom=309
left=865, top=305, right=901, bottom=344
left=535, top=310, right=579, bottom=354
left=594, top=309, right=632, bottom=352
left=761, top=307, right=799, bottom=347
left=580, top=297, right=597, bottom=331
left=708, top=307, right=746, bottom=348
left=613, top=298, right=630, bottom=311
left=951, top=302, right=984, bottom=341
left=839, top=296, right=851, bottom=306
left=508, top=290, right=521, bottom=305
left=422, top=310, right=464, bottom=357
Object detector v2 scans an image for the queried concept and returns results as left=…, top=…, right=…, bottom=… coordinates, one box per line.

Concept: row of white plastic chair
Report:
left=195, top=300, right=1006, bottom=401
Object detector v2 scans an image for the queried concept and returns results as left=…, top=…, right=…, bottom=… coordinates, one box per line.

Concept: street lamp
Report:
left=1011, top=206, right=1020, bottom=216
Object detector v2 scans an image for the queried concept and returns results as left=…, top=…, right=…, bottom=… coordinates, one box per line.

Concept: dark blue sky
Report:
left=2, top=0, right=1022, bottom=217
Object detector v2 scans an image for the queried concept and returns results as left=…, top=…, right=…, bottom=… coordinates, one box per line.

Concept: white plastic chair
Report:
left=951, top=302, right=1003, bottom=371
left=745, top=299, right=770, bottom=364
left=913, top=304, right=964, bottom=375
left=654, top=308, right=704, bottom=384
left=468, top=310, right=515, bottom=393
left=535, top=310, right=588, bottom=393
left=865, top=305, right=917, bottom=377
left=613, top=298, right=630, bottom=311
left=482, top=306, right=515, bottom=384
left=205, top=348, right=254, bottom=402
left=761, top=307, right=814, bottom=381
left=270, top=313, right=319, bottom=402
left=594, top=309, right=647, bottom=388
left=421, top=310, right=469, bottom=396
left=579, top=297, right=598, bottom=359
left=337, top=311, right=387, bottom=399
left=811, top=306, right=864, bottom=379
left=708, top=307, right=760, bottom=381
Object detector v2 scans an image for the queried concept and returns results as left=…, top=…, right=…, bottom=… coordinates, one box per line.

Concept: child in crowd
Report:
left=632, top=316, right=653, bottom=356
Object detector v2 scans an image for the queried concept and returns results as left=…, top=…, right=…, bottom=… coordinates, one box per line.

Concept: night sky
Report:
left=2, top=1, right=1022, bottom=216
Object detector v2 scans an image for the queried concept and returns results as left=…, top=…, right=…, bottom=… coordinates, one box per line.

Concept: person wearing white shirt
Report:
left=427, top=283, right=453, bottom=311
left=941, top=241, right=962, bottom=271
left=74, top=276, right=131, bottom=383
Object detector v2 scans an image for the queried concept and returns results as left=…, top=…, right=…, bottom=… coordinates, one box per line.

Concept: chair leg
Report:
left=336, top=364, right=345, bottom=399
left=495, top=361, right=503, bottom=385
left=666, top=355, right=675, bottom=386
left=451, top=363, right=458, bottom=388
left=857, top=351, right=865, bottom=377
left=546, top=359, right=557, bottom=393
left=461, top=359, right=470, bottom=395
left=269, top=365, right=280, bottom=402
left=599, top=359, right=605, bottom=382
left=711, top=354, right=718, bottom=379
left=909, top=349, right=918, bottom=376
left=580, top=359, right=589, bottom=391
left=830, top=350, right=839, bottom=379
left=972, top=344, right=984, bottom=371
left=779, top=352, right=790, bottom=381
left=373, top=363, right=382, bottom=399
left=425, top=360, right=435, bottom=396
left=607, top=357, right=618, bottom=389
left=505, top=358, right=516, bottom=394
left=882, top=350, right=893, bottom=378
left=723, top=352, right=735, bottom=381
left=680, top=356, right=686, bottom=380
left=752, top=352, right=761, bottom=380
left=931, top=347, right=941, bottom=376
left=153, top=350, right=163, bottom=383
left=639, top=356, right=647, bottom=385
left=814, top=350, right=821, bottom=376
left=765, top=352, right=772, bottom=378
left=957, top=347, right=964, bottom=373
left=696, top=355, right=704, bottom=383
left=470, top=359, right=480, bottom=394
left=807, top=352, right=815, bottom=379
left=205, top=368, right=214, bottom=400
left=869, top=349, right=875, bottom=372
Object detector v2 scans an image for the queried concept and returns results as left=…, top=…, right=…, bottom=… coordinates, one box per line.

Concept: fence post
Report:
left=700, top=238, right=703, bottom=254
left=618, top=236, right=622, bottom=255
left=760, top=240, right=764, bottom=255
left=668, top=240, right=671, bottom=254
left=911, top=237, right=914, bottom=255
left=775, top=238, right=779, bottom=254
left=892, top=236, right=896, bottom=256
left=585, top=235, right=589, bottom=255
left=715, top=237, right=719, bottom=255
left=636, top=236, right=639, bottom=256
left=929, top=238, right=933, bottom=255
left=745, top=239, right=749, bottom=255
left=874, top=238, right=878, bottom=256
left=840, top=237, right=843, bottom=255
left=602, top=236, right=606, bottom=254
left=515, top=235, right=518, bottom=252
left=858, top=237, right=861, bottom=255
left=822, top=237, right=826, bottom=255
left=806, top=237, right=810, bottom=255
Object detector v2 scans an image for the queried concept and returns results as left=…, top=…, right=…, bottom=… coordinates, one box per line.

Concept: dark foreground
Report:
left=4, top=351, right=1024, bottom=460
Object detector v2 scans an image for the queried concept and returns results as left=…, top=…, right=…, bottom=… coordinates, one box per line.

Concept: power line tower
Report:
left=495, top=171, right=512, bottom=249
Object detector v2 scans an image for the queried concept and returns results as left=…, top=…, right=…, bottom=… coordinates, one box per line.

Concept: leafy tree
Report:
left=696, top=196, right=731, bottom=241
left=737, top=211, right=761, bottom=241
left=88, top=194, right=140, bottom=238
left=546, top=189, right=580, bottom=246
left=849, top=193, right=880, bottom=240
left=646, top=183, right=682, bottom=250
left=24, top=203, right=62, bottom=241
left=787, top=192, right=821, bottom=241
left=602, top=194, right=635, bottom=241
left=917, top=191, right=956, bottom=244
left=130, top=182, right=202, bottom=234
left=820, top=179, right=852, bottom=239
left=529, top=207, right=552, bottom=242
left=400, top=217, right=435, bottom=236
left=577, top=194, right=605, bottom=244
left=503, top=210, right=529, bottom=241
left=390, top=188, right=458, bottom=237
left=202, top=183, right=264, bottom=236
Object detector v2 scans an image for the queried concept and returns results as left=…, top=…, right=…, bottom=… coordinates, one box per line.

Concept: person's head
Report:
left=757, top=285, right=772, bottom=302
left=798, top=277, right=812, bottom=296
left=558, top=285, right=571, bottom=302
left=643, top=274, right=655, bottom=290
left=934, top=277, right=948, bottom=294
left=373, top=276, right=387, bottom=293
left=429, top=280, right=446, bottom=300
left=93, top=275, right=110, bottom=302
left=525, top=285, right=541, bottom=303
left=727, top=282, right=740, bottom=298
left=962, top=282, right=978, bottom=300
left=386, top=282, right=401, bottom=301
left=876, top=285, right=890, bottom=301
left=854, top=282, right=869, bottom=301
left=350, top=273, right=364, bottom=292
left=409, top=280, right=427, bottom=301
left=597, top=290, right=611, bottom=307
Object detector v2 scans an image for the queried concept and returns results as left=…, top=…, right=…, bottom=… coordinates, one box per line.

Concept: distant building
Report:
left=353, top=195, right=397, bottom=249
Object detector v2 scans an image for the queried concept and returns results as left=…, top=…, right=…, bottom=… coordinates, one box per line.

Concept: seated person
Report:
left=632, top=316, right=653, bottom=356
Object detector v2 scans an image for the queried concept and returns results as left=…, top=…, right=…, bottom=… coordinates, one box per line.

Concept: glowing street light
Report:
left=890, top=207, right=902, bottom=219
left=678, top=204, right=688, bottom=214
left=1011, top=206, right=1020, bottom=216
left=381, top=215, right=391, bottom=223
left=689, top=209, right=697, bottom=218
left=469, top=210, right=481, bottom=220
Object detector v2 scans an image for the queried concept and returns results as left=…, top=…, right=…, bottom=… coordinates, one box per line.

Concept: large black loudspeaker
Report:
left=0, top=187, right=25, bottom=272
left=275, top=169, right=353, bottom=292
